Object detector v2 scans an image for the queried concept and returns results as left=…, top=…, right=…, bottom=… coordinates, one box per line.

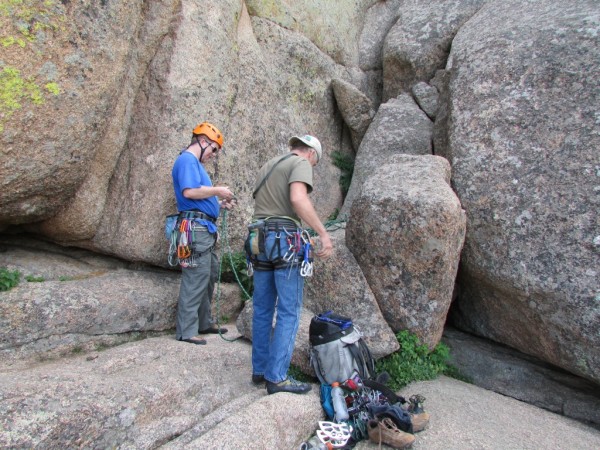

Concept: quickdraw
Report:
left=177, top=218, right=192, bottom=259
left=299, top=230, right=314, bottom=277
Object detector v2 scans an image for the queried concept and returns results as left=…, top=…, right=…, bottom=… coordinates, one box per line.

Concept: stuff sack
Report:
left=309, top=311, right=375, bottom=385
left=165, top=214, right=179, bottom=240
left=244, top=219, right=265, bottom=256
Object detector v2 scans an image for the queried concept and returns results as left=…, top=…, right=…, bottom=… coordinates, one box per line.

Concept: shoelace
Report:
left=284, top=376, right=305, bottom=386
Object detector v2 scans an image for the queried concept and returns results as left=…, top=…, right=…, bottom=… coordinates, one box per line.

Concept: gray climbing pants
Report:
left=175, top=229, right=218, bottom=339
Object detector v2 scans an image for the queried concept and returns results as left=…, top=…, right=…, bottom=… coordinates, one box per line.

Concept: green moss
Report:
left=0, top=66, right=44, bottom=114
left=25, top=275, right=45, bottom=282
left=0, top=0, right=70, bottom=132
left=0, top=67, right=25, bottom=114
left=45, top=81, right=59, bottom=95
left=1, top=35, right=14, bottom=46
left=0, top=0, right=63, bottom=38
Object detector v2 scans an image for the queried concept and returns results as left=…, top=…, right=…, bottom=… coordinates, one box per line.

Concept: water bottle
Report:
left=331, top=382, right=349, bottom=421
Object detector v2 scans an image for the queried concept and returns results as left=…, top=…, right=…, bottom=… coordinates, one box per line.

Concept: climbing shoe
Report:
left=266, top=377, right=312, bottom=395
left=252, top=374, right=265, bottom=384
left=198, top=327, right=228, bottom=334
left=177, top=337, right=207, bottom=345
left=367, top=418, right=415, bottom=449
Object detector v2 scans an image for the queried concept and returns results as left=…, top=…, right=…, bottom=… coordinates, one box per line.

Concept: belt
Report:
left=263, top=217, right=300, bottom=231
left=180, top=210, right=217, bottom=223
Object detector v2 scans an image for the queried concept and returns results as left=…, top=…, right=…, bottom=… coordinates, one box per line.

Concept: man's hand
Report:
left=315, top=232, right=333, bottom=258
left=215, top=186, right=234, bottom=200
left=221, top=197, right=237, bottom=210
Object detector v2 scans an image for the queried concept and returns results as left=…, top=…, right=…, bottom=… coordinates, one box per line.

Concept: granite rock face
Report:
left=0, top=3, right=599, bottom=442
left=382, top=0, right=487, bottom=100
left=444, top=0, right=600, bottom=384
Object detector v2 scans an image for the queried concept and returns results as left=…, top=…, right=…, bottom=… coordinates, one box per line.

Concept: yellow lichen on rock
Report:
left=0, top=0, right=72, bottom=132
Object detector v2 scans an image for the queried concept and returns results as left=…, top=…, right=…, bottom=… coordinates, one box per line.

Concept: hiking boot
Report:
left=368, top=418, right=415, bottom=449
left=411, top=412, right=430, bottom=433
left=266, top=377, right=312, bottom=395
left=252, top=374, right=265, bottom=384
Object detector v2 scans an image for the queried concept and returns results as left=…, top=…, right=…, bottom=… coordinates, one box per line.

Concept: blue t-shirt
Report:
left=172, top=151, right=220, bottom=221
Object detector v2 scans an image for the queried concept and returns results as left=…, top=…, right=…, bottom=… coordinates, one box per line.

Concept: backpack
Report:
left=309, top=311, right=376, bottom=385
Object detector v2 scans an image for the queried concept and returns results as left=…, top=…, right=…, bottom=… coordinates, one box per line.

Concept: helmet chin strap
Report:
left=196, top=136, right=209, bottom=161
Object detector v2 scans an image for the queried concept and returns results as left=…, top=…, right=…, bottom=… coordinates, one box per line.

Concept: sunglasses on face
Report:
left=202, top=138, right=220, bottom=154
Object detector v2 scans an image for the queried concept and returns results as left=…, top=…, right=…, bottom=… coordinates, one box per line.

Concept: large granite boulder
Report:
left=445, top=0, right=600, bottom=383
left=341, top=93, right=433, bottom=217
left=382, top=0, right=487, bottom=100
left=347, top=155, right=466, bottom=349
left=358, top=0, right=402, bottom=72
left=246, top=0, right=378, bottom=67
left=331, top=78, right=376, bottom=151
left=444, top=327, right=600, bottom=427
left=0, top=335, right=322, bottom=449
left=0, top=0, right=179, bottom=233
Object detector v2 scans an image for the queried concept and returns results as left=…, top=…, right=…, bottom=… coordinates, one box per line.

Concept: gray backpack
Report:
left=309, top=312, right=375, bottom=385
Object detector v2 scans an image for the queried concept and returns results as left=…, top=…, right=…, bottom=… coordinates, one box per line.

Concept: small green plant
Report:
left=221, top=251, right=253, bottom=299
left=376, top=330, right=452, bottom=390
left=58, top=275, right=74, bottom=282
left=330, top=150, right=355, bottom=196
left=327, top=209, right=339, bottom=221
left=288, top=364, right=314, bottom=383
left=0, top=267, right=21, bottom=291
left=25, top=275, right=45, bottom=282
left=219, top=314, right=230, bottom=323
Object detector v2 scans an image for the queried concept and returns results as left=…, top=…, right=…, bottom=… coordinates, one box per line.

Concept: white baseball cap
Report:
left=289, top=135, right=322, bottom=162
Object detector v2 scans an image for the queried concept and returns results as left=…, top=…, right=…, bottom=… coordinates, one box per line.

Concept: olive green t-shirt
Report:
left=253, top=153, right=313, bottom=221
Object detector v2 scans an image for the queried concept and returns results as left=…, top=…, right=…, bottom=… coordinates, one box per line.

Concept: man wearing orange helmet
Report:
left=171, top=122, right=235, bottom=345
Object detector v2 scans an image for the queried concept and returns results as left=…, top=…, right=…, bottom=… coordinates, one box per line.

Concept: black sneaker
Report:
left=266, top=377, right=312, bottom=395
left=252, top=374, right=265, bottom=384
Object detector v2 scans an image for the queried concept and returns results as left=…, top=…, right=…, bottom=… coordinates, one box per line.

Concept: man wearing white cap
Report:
left=249, top=134, right=333, bottom=394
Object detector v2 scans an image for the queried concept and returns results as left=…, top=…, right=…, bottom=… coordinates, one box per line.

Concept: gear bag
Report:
left=309, top=311, right=376, bottom=385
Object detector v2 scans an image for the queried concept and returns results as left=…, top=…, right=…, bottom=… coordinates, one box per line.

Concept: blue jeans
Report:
left=252, top=231, right=304, bottom=383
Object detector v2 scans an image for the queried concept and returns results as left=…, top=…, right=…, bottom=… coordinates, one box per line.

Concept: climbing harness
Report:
left=244, top=219, right=315, bottom=278
left=167, top=210, right=218, bottom=267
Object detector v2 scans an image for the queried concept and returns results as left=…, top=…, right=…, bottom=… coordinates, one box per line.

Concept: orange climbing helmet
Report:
left=192, top=122, right=223, bottom=148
